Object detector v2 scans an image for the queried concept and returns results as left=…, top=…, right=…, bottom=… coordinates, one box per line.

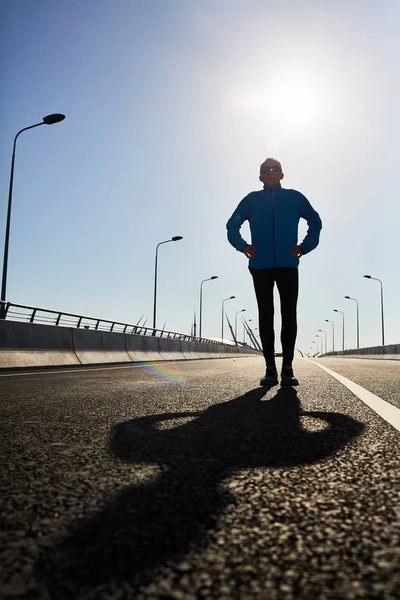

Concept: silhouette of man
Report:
left=226, top=157, right=322, bottom=386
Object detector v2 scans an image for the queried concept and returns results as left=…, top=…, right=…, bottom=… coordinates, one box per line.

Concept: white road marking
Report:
left=309, top=360, right=400, bottom=433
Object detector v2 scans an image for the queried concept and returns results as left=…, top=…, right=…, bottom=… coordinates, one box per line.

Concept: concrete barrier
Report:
left=210, top=344, right=227, bottom=359
left=195, top=340, right=212, bottom=359
left=158, top=337, right=185, bottom=361
left=141, top=335, right=164, bottom=361
left=0, top=320, right=80, bottom=369
left=0, top=320, right=261, bottom=370
left=126, top=334, right=147, bottom=362
left=204, top=343, right=220, bottom=359
left=322, top=343, right=400, bottom=361
left=180, top=340, right=199, bottom=360
left=73, top=328, right=131, bottom=365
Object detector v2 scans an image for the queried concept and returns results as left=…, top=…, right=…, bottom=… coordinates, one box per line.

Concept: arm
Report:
left=226, top=195, right=251, bottom=252
left=298, top=194, right=322, bottom=255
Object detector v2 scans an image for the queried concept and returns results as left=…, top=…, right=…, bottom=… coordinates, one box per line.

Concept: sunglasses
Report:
left=260, top=166, right=281, bottom=174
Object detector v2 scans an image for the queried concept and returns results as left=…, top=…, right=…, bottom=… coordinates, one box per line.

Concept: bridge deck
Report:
left=1, top=357, right=399, bottom=599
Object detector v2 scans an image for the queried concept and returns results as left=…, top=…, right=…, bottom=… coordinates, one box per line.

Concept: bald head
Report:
left=259, top=157, right=284, bottom=188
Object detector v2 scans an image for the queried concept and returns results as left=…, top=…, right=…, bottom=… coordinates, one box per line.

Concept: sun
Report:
left=231, top=72, right=330, bottom=130
left=267, top=75, right=323, bottom=127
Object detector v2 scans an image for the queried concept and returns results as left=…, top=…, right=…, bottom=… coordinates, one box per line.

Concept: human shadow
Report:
left=39, top=386, right=365, bottom=597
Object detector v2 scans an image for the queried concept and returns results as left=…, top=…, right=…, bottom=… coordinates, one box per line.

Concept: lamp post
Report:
left=0, top=114, right=66, bottom=319
left=318, top=329, right=327, bottom=355
left=363, top=275, right=385, bottom=346
left=235, top=309, right=246, bottom=341
left=325, top=319, right=335, bottom=352
left=344, top=296, right=360, bottom=349
left=221, top=296, right=235, bottom=342
left=199, top=276, right=218, bottom=338
left=243, top=317, right=261, bottom=350
left=316, top=334, right=322, bottom=356
left=333, top=309, right=345, bottom=351
left=152, top=236, right=183, bottom=330
left=245, top=318, right=253, bottom=346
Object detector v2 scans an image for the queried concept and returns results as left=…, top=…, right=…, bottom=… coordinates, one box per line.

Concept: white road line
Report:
left=309, top=360, right=400, bottom=433
left=0, top=361, right=179, bottom=378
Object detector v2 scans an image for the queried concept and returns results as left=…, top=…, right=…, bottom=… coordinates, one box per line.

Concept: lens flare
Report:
left=136, top=360, right=186, bottom=386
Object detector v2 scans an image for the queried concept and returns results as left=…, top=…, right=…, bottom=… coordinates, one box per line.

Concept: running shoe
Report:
left=280, top=365, right=299, bottom=386
left=260, top=367, right=279, bottom=386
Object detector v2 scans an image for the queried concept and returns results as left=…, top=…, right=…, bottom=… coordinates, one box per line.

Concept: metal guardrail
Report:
left=2, top=302, right=223, bottom=345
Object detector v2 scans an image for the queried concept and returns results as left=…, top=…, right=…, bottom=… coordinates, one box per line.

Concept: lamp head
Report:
left=344, top=296, right=350, bottom=299
left=211, top=276, right=218, bottom=280
left=43, top=113, right=65, bottom=125
left=172, top=236, right=183, bottom=241
left=230, top=296, right=235, bottom=299
left=363, top=275, right=371, bottom=279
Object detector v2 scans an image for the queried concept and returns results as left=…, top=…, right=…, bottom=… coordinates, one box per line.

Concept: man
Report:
left=226, top=157, right=322, bottom=386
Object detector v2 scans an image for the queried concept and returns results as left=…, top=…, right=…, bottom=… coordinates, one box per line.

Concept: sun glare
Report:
left=268, top=76, right=323, bottom=127
left=231, top=72, right=330, bottom=129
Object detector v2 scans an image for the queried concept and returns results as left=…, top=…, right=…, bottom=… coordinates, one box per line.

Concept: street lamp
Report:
left=199, top=275, right=218, bottom=338
left=0, top=113, right=66, bottom=319
left=235, top=309, right=246, bottom=341
left=318, top=329, right=327, bottom=354
left=243, top=324, right=262, bottom=352
left=316, top=334, right=322, bottom=356
left=325, top=319, right=335, bottom=352
left=243, top=317, right=261, bottom=350
left=152, top=236, right=183, bottom=329
left=221, top=296, right=235, bottom=342
left=333, top=309, right=345, bottom=351
left=363, top=275, right=385, bottom=346
left=244, top=318, right=253, bottom=345
left=344, top=296, right=360, bottom=349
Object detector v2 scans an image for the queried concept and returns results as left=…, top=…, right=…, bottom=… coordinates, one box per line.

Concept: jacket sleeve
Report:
left=226, top=195, right=251, bottom=252
left=298, top=193, right=322, bottom=255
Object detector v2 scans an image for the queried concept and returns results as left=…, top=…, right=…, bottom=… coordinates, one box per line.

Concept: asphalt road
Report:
left=1, top=357, right=399, bottom=600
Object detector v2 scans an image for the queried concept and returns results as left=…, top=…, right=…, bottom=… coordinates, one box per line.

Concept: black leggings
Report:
left=250, top=267, right=299, bottom=367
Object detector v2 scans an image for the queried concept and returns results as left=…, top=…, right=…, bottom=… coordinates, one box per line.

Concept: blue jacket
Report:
left=226, top=185, right=322, bottom=269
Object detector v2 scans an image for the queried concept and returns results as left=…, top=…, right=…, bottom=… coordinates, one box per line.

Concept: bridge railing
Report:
left=2, top=302, right=222, bottom=345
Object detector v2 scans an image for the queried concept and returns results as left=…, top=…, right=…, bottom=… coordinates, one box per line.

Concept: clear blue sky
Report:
left=1, top=0, right=399, bottom=353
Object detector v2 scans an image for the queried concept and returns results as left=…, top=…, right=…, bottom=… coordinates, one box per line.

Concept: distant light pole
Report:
left=344, top=296, right=360, bottom=349
left=221, top=296, right=235, bottom=342
left=199, top=276, right=218, bottom=338
left=244, top=317, right=261, bottom=350
left=318, top=329, right=327, bottom=354
left=0, top=113, right=66, bottom=319
left=325, top=319, right=335, bottom=352
left=333, top=309, right=345, bottom=351
left=235, top=309, right=246, bottom=341
left=153, top=236, right=183, bottom=330
left=363, top=275, right=385, bottom=346
left=245, top=318, right=254, bottom=346
left=248, top=318, right=262, bottom=352
left=316, top=334, right=323, bottom=356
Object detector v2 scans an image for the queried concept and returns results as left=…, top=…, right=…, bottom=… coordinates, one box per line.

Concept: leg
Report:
left=249, top=268, right=276, bottom=367
left=275, top=268, right=299, bottom=366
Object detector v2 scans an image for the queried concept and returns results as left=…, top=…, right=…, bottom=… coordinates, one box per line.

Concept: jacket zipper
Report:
left=270, top=188, right=276, bottom=267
